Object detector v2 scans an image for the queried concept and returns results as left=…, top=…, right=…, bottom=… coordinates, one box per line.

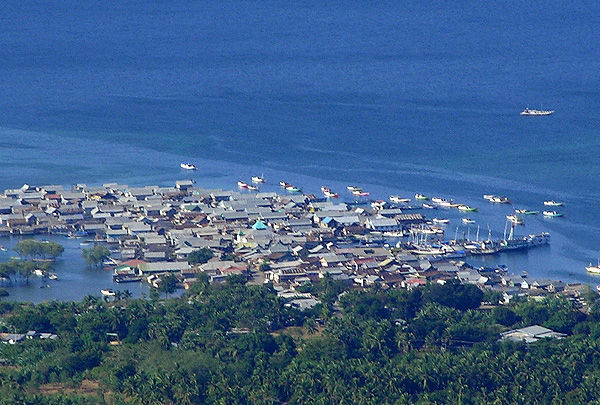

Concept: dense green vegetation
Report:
left=187, top=248, right=214, bottom=265
left=82, top=245, right=111, bottom=267
left=13, top=239, right=64, bottom=261
left=1, top=279, right=600, bottom=404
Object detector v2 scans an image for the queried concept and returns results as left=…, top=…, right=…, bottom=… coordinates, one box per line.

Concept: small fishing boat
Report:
left=237, top=181, right=250, bottom=189
left=285, top=185, right=302, bottom=193
left=48, top=273, right=59, bottom=280
left=587, top=259, right=600, bottom=274
left=515, top=209, right=539, bottom=215
left=544, top=200, right=565, bottom=207
left=324, top=190, right=339, bottom=198
left=414, top=193, right=429, bottom=200
left=432, top=218, right=450, bottom=224
left=280, top=181, right=291, bottom=188
left=520, top=108, right=554, bottom=116
left=462, top=218, right=476, bottom=224
left=180, top=163, right=197, bottom=170
left=101, top=289, right=116, bottom=297
left=458, top=205, right=478, bottom=212
left=422, top=203, right=437, bottom=209
left=251, top=175, right=266, bottom=183
left=390, top=196, right=411, bottom=204
left=490, top=196, right=511, bottom=204
left=246, top=185, right=259, bottom=191
left=506, top=214, right=525, bottom=225
left=352, top=190, right=370, bottom=197
left=347, top=186, right=362, bottom=192
left=543, top=211, right=564, bottom=218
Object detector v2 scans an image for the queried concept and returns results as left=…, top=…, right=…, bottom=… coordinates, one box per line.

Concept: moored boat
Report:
left=237, top=181, right=250, bottom=189
left=324, top=190, right=339, bottom=198
left=251, top=175, right=266, bottom=183
left=462, top=218, right=476, bottom=224
left=543, top=211, right=564, bottom=217
left=544, top=200, right=565, bottom=207
left=390, top=195, right=411, bottom=204
left=352, top=190, right=370, bottom=197
left=506, top=214, right=525, bottom=225
left=347, top=186, right=362, bottom=192
left=491, top=196, right=511, bottom=204
left=515, top=209, right=539, bottom=215
left=458, top=205, right=478, bottom=212
left=432, top=218, right=450, bottom=224
left=414, top=193, right=429, bottom=200
left=101, top=289, right=116, bottom=297
left=587, top=260, right=600, bottom=274
left=285, top=185, right=302, bottom=193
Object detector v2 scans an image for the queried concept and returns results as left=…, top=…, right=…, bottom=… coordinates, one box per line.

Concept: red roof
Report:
left=121, top=259, right=147, bottom=268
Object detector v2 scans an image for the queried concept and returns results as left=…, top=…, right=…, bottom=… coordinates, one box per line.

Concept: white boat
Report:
left=422, top=203, right=437, bottom=209
left=458, top=205, right=478, bottom=212
left=390, top=195, right=411, bottom=204
left=101, top=289, right=116, bottom=297
left=34, top=269, right=45, bottom=277
left=324, top=190, right=339, bottom=198
left=544, top=200, right=564, bottom=207
left=432, top=218, right=450, bottom=224
left=587, top=260, right=600, bottom=274
left=515, top=209, right=539, bottom=215
left=462, top=218, right=476, bottom=224
left=520, top=108, right=554, bottom=116
left=483, top=194, right=495, bottom=201
left=237, top=181, right=250, bottom=189
left=506, top=214, right=525, bottom=225
left=251, top=176, right=265, bottom=184
left=347, top=186, right=362, bottom=192
left=490, top=196, right=511, bottom=204
left=431, top=197, right=445, bottom=204
left=180, top=163, right=197, bottom=170
left=352, top=190, right=370, bottom=197
left=414, top=193, right=429, bottom=200
left=247, top=185, right=259, bottom=191
left=543, top=211, right=564, bottom=218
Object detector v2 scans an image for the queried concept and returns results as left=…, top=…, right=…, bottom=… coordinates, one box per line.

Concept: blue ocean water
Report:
left=1, top=0, right=600, bottom=300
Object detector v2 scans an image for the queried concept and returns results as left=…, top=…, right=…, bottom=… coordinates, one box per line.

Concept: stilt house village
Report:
left=0, top=181, right=584, bottom=305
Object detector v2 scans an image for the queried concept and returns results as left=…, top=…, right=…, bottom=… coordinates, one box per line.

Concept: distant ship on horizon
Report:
left=520, top=108, right=554, bottom=116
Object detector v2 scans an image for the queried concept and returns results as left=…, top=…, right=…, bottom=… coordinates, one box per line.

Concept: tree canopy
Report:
left=187, top=247, right=214, bottom=264
left=81, top=245, right=111, bottom=267
left=13, top=239, right=64, bottom=261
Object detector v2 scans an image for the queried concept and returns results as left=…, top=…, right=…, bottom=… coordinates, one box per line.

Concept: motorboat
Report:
left=251, top=176, right=266, bottom=184
left=520, top=108, right=554, bottom=116
left=280, top=181, right=291, bottom=188
left=237, top=181, right=250, bottom=189
left=180, top=163, right=197, bottom=170
left=101, top=289, right=116, bottom=297
left=462, top=218, right=476, bottom=224
left=347, top=186, right=362, bottom=192
left=544, top=200, right=564, bottom=207
left=543, top=211, right=564, bottom=217
left=432, top=218, right=450, bottom=224
left=506, top=214, right=525, bottom=225
left=515, top=209, right=539, bottom=215
left=458, top=205, right=478, bottom=212
left=587, top=260, right=600, bottom=274
left=324, top=190, right=339, bottom=198
left=352, top=190, right=370, bottom=197
left=390, top=195, right=411, bottom=204
left=490, top=196, right=511, bottom=204
left=414, top=193, right=429, bottom=200
left=247, top=185, right=259, bottom=191
left=285, top=185, right=302, bottom=193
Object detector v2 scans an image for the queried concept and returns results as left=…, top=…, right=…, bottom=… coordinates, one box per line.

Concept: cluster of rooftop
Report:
left=0, top=181, right=584, bottom=306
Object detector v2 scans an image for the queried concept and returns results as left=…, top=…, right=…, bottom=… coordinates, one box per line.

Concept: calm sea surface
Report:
left=1, top=0, right=600, bottom=301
